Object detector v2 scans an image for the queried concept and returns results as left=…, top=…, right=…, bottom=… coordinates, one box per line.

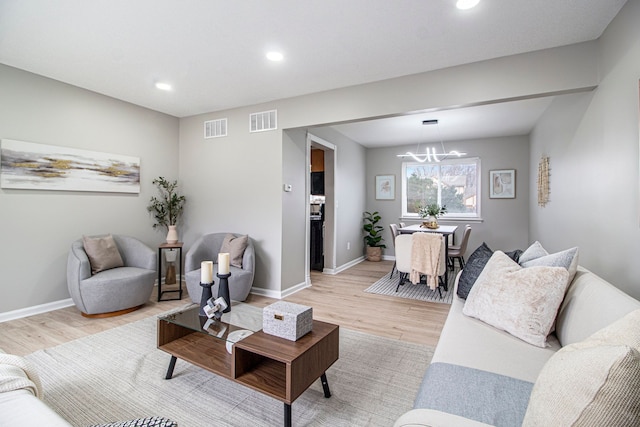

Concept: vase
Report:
left=422, top=216, right=439, bottom=229
left=166, top=225, right=178, bottom=244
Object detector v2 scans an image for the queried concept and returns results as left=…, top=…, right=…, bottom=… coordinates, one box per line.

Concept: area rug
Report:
left=25, top=314, right=434, bottom=427
left=364, top=272, right=455, bottom=304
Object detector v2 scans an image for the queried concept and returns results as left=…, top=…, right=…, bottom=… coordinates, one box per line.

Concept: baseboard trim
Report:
left=0, top=298, right=75, bottom=323
left=250, top=280, right=311, bottom=300
left=330, top=256, right=365, bottom=274
left=249, top=256, right=369, bottom=299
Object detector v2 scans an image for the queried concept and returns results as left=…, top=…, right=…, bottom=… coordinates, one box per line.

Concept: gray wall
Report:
left=529, top=0, right=640, bottom=299
left=366, top=136, right=530, bottom=258
left=0, top=64, right=179, bottom=313
left=178, top=104, right=285, bottom=295
left=2, top=7, right=625, bottom=312
left=178, top=41, right=598, bottom=297
left=281, top=128, right=308, bottom=291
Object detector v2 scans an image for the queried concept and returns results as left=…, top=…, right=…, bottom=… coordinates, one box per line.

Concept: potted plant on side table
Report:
left=147, top=176, right=187, bottom=244
left=363, top=211, right=386, bottom=261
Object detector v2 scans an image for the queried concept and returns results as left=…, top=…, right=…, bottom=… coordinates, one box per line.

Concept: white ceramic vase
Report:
left=166, top=225, right=179, bottom=244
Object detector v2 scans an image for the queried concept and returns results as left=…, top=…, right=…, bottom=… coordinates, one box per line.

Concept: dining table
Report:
left=397, top=224, right=459, bottom=288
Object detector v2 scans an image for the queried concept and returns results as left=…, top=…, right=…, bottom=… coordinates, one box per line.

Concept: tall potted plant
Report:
left=363, top=211, right=386, bottom=261
left=147, top=177, right=186, bottom=243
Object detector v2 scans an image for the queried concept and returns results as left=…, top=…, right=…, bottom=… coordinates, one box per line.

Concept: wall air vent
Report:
left=204, top=118, right=227, bottom=139
left=249, top=110, right=277, bottom=133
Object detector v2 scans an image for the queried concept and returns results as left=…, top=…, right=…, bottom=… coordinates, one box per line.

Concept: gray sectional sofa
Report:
left=394, top=264, right=640, bottom=426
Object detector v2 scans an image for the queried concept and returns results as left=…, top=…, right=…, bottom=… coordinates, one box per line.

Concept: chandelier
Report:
left=396, top=119, right=466, bottom=163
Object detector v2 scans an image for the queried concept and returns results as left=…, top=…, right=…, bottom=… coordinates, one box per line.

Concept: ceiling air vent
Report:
left=249, top=110, right=277, bottom=133
left=204, top=118, right=227, bottom=139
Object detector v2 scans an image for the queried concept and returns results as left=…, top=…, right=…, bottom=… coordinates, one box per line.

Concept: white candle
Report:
left=200, top=261, right=213, bottom=283
left=218, top=252, right=230, bottom=275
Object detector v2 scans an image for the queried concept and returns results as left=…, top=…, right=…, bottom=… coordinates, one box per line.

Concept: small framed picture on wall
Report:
left=489, top=169, right=516, bottom=199
left=375, top=175, right=395, bottom=200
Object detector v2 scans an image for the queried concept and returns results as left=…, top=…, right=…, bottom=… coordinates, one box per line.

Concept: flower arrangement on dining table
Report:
left=418, top=203, right=447, bottom=229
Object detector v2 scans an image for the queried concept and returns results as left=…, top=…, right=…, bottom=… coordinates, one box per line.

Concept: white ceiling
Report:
left=0, top=0, right=625, bottom=145
left=329, top=97, right=556, bottom=148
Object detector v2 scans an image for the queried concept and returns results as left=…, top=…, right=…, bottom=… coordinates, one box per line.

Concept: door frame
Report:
left=306, top=133, right=336, bottom=281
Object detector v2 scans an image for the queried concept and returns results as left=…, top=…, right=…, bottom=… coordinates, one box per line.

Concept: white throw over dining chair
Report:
left=395, top=233, right=447, bottom=298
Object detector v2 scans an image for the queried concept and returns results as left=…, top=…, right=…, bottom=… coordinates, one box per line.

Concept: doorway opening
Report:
left=306, top=133, right=336, bottom=280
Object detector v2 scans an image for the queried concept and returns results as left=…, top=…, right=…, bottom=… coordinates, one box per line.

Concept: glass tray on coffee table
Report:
left=157, top=302, right=339, bottom=427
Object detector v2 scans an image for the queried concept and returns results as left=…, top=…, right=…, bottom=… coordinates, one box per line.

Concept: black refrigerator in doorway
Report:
left=310, top=215, right=324, bottom=271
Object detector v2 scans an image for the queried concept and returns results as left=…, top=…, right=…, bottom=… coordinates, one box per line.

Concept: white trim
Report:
left=250, top=257, right=365, bottom=298
left=249, top=281, right=310, bottom=300
left=306, top=132, right=338, bottom=271
left=329, top=256, right=365, bottom=275
left=0, top=298, right=75, bottom=323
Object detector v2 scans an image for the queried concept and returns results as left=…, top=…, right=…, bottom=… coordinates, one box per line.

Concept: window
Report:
left=401, top=158, right=480, bottom=218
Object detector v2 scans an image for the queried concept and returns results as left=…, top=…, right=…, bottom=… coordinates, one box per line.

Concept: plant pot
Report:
left=366, top=246, right=382, bottom=262
left=166, top=225, right=179, bottom=244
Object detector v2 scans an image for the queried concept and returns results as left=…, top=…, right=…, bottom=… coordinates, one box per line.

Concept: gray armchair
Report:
left=67, top=234, right=156, bottom=317
left=185, top=233, right=255, bottom=303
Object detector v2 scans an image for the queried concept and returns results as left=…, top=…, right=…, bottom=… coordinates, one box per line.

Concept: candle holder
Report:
left=199, top=281, right=214, bottom=317
left=216, top=272, right=231, bottom=313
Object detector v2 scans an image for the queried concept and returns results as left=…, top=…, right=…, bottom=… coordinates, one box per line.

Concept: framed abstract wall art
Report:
left=0, top=139, right=140, bottom=193
left=489, top=169, right=515, bottom=199
left=375, top=174, right=395, bottom=200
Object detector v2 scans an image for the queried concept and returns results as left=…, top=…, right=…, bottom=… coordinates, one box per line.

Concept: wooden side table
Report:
left=158, top=242, right=183, bottom=301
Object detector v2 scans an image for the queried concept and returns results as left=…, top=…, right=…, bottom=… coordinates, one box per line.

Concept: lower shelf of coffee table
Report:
left=158, top=327, right=233, bottom=378
left=233, top=352, right=288, bottom=400
left=158, top=318, right=339, bottom=405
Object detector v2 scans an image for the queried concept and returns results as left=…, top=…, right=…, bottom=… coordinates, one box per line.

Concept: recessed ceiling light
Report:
left=456, top=0, right=480, bottom=10
left=155, top=82, right=172, bottom=91
left=266, top=51, right=284, bottom=62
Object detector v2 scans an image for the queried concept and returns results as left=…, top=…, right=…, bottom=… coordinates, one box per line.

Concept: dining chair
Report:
left=388, top=223, right=400, bottom=278
left=399, top=222, right=406, bottom=228
left=395, top=233, right=446, bottom=298
left=448, top=224, right=472, bottom=271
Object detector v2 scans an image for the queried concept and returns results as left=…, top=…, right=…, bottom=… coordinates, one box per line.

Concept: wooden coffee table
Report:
left=157, top=303, right=339, bottom=427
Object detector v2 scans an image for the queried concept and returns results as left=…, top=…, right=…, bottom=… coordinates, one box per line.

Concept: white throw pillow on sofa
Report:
left=523, top=309, right=640, bottom=426
left=463, top=251, right=570, bottom=347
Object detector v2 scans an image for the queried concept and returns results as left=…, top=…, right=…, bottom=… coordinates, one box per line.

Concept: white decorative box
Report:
left=263, top=301, right=313, bottom=341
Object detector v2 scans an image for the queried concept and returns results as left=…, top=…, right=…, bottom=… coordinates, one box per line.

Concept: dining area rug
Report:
left=364, top=271, right=456, bottom=304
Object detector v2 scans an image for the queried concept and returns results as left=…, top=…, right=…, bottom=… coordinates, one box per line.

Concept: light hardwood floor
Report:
left=0, top=260, right=450, bottom=356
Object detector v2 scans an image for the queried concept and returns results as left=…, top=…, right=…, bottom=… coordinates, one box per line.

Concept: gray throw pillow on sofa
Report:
left=519, top=241, right=579, bottom=283
left=457, top=242, right=522, bottom=299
